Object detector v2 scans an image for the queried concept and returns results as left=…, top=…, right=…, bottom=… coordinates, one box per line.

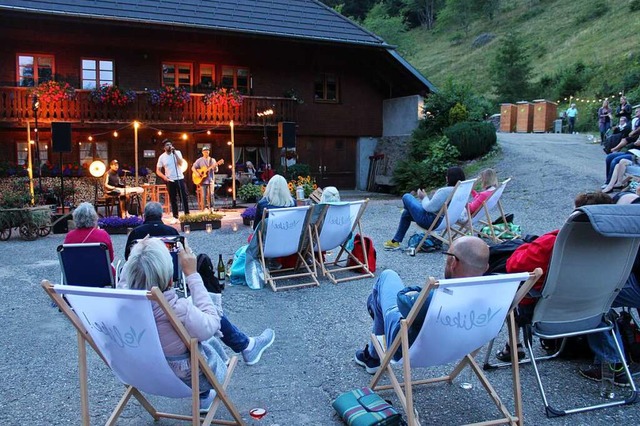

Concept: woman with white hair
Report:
left=121, top=237, right=227, bottom=413
left=64, top=202, right=115, bottom=267
left=320, top=186, right=341, bottom=203
left=253, top=174, right=294, bottom=229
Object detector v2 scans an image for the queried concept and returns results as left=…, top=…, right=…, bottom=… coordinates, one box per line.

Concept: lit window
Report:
left=17, top=54, right=54, bottom=87
left=16, top=142, right=48, bottom=165
left=314, top=73, right=339, bottom=102
left=79, top=141, right=108, bottom=166
left=81, top=59, right=114, bottom=89
left=162, top=62, right=192, bottom=90
left=199, top=64, right=215, bottom=90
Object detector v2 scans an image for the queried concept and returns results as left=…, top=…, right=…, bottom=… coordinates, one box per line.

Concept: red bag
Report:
left=347, top=234, right=376, bottom=273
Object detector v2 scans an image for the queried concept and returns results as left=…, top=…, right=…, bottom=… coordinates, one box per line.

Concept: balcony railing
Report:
left=0, top=87, right=297, bottom=127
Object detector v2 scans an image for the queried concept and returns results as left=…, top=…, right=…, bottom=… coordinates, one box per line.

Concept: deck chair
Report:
left=57, top=243, right=117, bottom=287
left=312, top=199, right=374, bottom=284
left=520, top=204, right=640, bottom=417
left=454, top=178, right=513, bottom=242
left=41, top=281, right=244, bottom=426
left=369, top=270, right=542, bottom=426
left=415, top=178, right=476, bottom=252
left=257, top=205, right=319, bottom=291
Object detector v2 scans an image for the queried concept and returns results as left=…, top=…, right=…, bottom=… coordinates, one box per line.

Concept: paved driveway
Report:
left=1, top=133, right=638, bottom=425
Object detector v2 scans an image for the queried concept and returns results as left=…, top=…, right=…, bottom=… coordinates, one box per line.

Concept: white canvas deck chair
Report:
left=455, top=178, right=513, bottom=242
left=415, top=178, right=476, bottom=252
left=521, top=205, right=640, bottom=417
left=369, top=270, right=542, bottom=426
left=257, top=205, right=319, bottom=291
left=57, top=243, right=117, bottom=287
left=313, top=199, right=374, bottom=284
left=41, top=281, right=244, bottom=426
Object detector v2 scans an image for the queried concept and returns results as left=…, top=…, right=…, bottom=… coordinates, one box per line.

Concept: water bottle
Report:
left=296, top=185, right=305, bottom=200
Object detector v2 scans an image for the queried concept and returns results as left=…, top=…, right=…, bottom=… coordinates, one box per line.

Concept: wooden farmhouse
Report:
left=0, top=0, right=434, bottom=190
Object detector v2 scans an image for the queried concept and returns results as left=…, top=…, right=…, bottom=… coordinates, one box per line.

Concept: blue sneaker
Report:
left=199, top=390, right=215, bottom=414
left=242, top=329, right=275, bottom=366
left=354, top=344, right=380, bottom=375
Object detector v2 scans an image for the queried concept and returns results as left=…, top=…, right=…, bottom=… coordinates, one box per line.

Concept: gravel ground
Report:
left=1, top=133, right=639, bottom=425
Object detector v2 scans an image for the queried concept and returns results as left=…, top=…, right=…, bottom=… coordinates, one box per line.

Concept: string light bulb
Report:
left=207, top=130, right=211, bottom=135
left=113, top=131, right=118, bottom=137
left=182, top=133, right=188, bottom=140
left=157, top=130, right=163, bottom=136
left=88, top=135, right=93, bottom=141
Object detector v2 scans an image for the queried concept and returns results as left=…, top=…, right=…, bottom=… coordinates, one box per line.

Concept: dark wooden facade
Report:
left=0, top=9, right=429, bottom=189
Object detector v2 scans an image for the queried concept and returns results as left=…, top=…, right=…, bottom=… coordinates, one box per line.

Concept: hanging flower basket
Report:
left=148, top=86, right=191, bottom=108
left=90, top=84, right=137, bottom=106
left=202, top=87, right=243, bottom=108
left=30, top=81, right=76, bottom=103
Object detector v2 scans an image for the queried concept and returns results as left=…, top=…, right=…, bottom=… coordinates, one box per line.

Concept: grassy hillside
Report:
left=379, top=0, right=640, bottom=111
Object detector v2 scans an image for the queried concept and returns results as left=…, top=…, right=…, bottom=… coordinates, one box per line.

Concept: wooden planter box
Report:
left=181, top=220, right=221, bottom=232
left=499, top=104, right=517, bottom=133
left=516, top=102, right=534, bottom=133
left=533, top=100, right=558, bottom=133
left=102, top=227, right=130, bottom=235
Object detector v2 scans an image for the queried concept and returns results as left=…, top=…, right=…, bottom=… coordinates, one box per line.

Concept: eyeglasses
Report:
left=443, top=252, right=459, bottom=261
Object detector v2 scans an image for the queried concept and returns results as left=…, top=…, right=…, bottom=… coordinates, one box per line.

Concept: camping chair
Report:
left=454, top=178, right=514, bottom=242
left=312, top=199, right=374, bottom=284
left=415, top=178, right=476, bottom=252
left=257, top=205, right=319, bottom=291
left=41, top=281, right=244, bottom=426
left=369, top=270, right=542, bottom=426
left=57, top=243, right=118, bottom=287
left=519, top=204, right=640, bottom=417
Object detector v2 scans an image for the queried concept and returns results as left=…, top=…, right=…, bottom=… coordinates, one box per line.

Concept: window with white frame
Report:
left=16, top=142, right=48, bottom=165
left=17, top=54, right=54, bottom=87
left=79, top=142, right=108, bottom=166
left=81, top=59, right=114, bottom=89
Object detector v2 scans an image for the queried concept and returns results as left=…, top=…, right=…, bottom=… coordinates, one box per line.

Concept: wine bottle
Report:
left=217, top=254, right=225, bottom=281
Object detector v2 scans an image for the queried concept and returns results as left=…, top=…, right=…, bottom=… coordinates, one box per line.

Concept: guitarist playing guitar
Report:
left=191, top=146, right=224, bottom=211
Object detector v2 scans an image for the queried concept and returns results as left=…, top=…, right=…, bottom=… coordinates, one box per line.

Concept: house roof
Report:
left=0, top=0, right=387, bottom=47
left=0, top=0, right=435, bottom=93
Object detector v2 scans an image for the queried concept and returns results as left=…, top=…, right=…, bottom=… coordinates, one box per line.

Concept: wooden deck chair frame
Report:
left=415, top=179, right=476, bottom=252
left=41, top=280, right=244, bottom=426
left=369, top=270, right=542, bottom=426
left=453, top=178, right=513, bottom=243
left=257, top=205, right=319, bottom=291
left=314, top=199, right=374, bottom=284
left=57, top=242, right=117, bottom=288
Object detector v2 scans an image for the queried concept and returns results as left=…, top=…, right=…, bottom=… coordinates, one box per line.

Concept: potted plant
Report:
left=178, top=211, right=223, bottom=232
left=237, top=183, right=264, bottom=203
left=240, top=206, right=256, bottom=226
left=287, top=175, right=317, bottom=198
left=90, top=84, right=137, bottom=107
left=148, top=86, right=191, bottom=109
left=30, top=80, right=76, bottom=103
left=202, top=87, right=243, bottom=108
left=98, top=216, right=143, bottom=234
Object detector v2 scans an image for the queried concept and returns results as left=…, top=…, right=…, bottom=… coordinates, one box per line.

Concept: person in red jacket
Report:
left=496, top=191, right=613, bottom=361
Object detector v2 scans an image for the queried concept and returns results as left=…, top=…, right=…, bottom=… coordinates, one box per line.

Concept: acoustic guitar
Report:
left=192, top=159, right=224, bottom=185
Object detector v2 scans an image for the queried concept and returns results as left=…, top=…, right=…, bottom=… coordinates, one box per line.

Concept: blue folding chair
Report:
left=57, top=242, right=116, bottom=287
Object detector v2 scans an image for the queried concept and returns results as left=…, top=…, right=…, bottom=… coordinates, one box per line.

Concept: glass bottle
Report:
left=217, top=254, right=225, bottom=281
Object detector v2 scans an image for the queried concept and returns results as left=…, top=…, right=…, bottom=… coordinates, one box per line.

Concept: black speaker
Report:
left=51, top=122, right=72, bottom=153
left=278, top=122, right=296, bottom=148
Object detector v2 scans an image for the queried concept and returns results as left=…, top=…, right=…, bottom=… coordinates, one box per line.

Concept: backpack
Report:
left=196, top=253, right=223, bottom=293
left=407, top=232, right=442, bottom=253
left=347, top=234, right=376, bottom=273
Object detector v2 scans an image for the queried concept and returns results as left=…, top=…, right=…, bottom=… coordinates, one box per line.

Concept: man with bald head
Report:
left=355, top=236, right=489, bottom=374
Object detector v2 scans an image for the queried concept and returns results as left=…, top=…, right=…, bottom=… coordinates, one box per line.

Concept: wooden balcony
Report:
left=0, top=87, right=297, bottom=128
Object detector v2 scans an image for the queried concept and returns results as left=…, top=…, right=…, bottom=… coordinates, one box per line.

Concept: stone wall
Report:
left=372, top=135, right=411, bottom=187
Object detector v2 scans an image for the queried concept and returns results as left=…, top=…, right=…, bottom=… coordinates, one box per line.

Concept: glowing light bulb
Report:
left=113, top=131, right=119, bottom=137
left=157, top=130, right=163, bottom=136
left=134, top=121, right=140, bottom=129
left=182, top=133, right=188, bottom=140
left=88, top=135, right=93, bottom=141
left=207, top=130, right=211, bottom=135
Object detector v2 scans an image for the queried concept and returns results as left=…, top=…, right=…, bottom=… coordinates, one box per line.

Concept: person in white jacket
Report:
left=120, top=237, right=225, bottom=413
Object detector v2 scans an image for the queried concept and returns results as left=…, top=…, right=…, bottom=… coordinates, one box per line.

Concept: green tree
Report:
left=363, top=2, right=407, bottom=45
left=491, top=32, right=532, bottom=103
left=400, top=0, right=442, bottom=29
left=437, top=0, right=474, bottom=35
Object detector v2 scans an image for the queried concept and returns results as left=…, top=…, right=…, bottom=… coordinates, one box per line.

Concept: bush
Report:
left=443, top=122, right=497, bottom=161
left=574, top=0, right=609, bottom=25
left=237, top=183, right=264, bottom=202
left=449, top=103, right=469, bottom=125
left=393, top=136, right=459, bottom=193
left=279, top=163, right=310, bottom=180
left=631, top=0, right=640, bottom=12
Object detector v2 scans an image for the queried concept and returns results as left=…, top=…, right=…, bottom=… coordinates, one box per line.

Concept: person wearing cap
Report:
left=353, top=236, right=489, bottom=374
left=156, top=139, right=189, bottom=224
left=192, top=146, right=223, bottom=212
left=104, top=159, right=143, bottom=218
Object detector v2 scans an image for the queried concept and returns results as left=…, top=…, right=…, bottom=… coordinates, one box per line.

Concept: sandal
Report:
left=496, top=343, right=525, bottom=362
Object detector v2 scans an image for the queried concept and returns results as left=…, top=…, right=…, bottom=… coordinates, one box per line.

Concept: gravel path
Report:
left=1, top=133, right=638, bottom=425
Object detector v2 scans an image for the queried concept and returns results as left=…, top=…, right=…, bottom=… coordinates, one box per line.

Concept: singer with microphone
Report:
left=104, top=159, right=144, bottom=218
left=156, top=139, right=190, bottom=224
